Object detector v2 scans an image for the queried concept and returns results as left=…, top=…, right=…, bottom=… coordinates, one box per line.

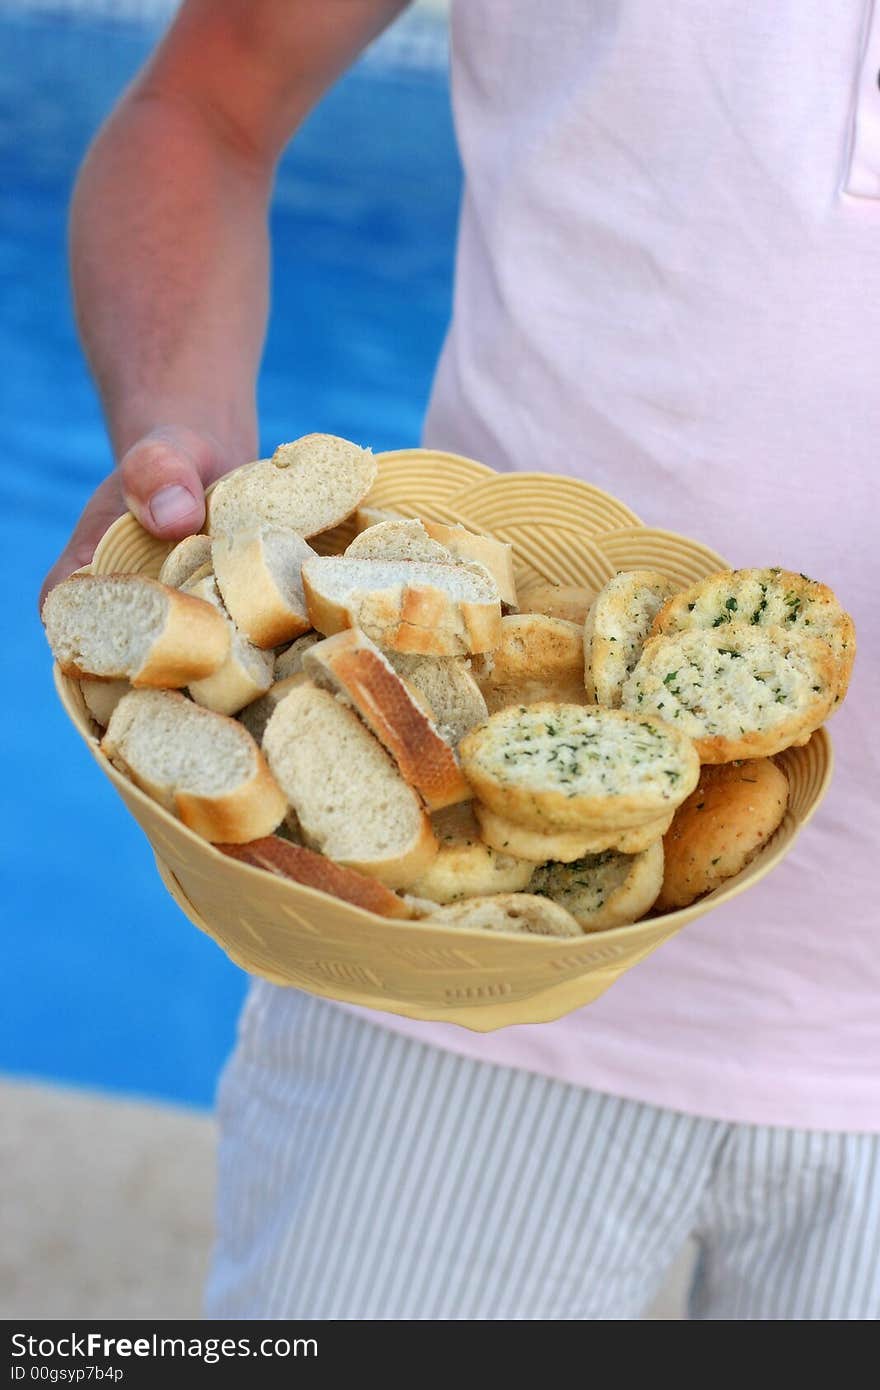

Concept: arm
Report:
left=42, top=0, right=408, bottom=601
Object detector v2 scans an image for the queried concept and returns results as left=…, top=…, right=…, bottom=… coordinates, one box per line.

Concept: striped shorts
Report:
left=205, top=984, right=880, bottom=1320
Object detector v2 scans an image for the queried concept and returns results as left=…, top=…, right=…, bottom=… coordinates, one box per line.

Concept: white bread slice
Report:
left=301, top=555, right=501, bottom=655
left=262, top=683, right=437, bottom=888
left=474, top=614, right=588, bottom=712
left=409, top=803, right=534, bottom=903
left=519, top=582, right=596, bottom=626
left=350, top=516, right=517, bottom=607
left=207, top=434, right=376, bottom=539
left=529, top=841, right=664, bottom=932
left=460, top=702, right=700, bottom=831
left=212, top=526, right=315, bottom=648
left=184, top=575, right=274, bottom=716
left=80, top=678, right=132, bottom=728
left=158, top=534, right=213, bottom=589
left=584, top=570, right=678, bottom=707
left=621, top=625, right=838, bottom=762
left=237, top=673, right=309, bottom=744
left=43, top=573, right=230, bottom=687
left=302, top=630, right=471, bottom=810
left=273, top=632, right=322, bottom=680
left=219, top=836, right=413, bottom=918
left=102, top=689, right=286, bottom=842
left=650, top=567, right=855, bottom=700
left=475, top=802, right=672, bottom=861
left=427, top=893, right=583, bottom=938
left=385, top=653, right=488, bottom=746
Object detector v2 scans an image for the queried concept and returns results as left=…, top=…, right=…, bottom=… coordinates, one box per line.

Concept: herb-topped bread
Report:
left=474, top=802, right=672, bottom=861
left=459, top=702, right=700, bottom=831
left=529, top=842, right=664, bottom=932
left=207, top=434, right=376, bottom=539
left=621, top=626, right=838, bottom=762
left=474, top=615, right=589, bottom=712
left=651, top=568, right=855, bottom=699
left=584, top=570, right=678, bottom=707
left=409, top=803, right=534, bottom=903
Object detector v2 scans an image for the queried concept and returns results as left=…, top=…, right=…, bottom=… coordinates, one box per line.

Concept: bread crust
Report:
left=427, top=893, right=584, bottom=938
left=212, top=527, right=315, bottom=648
left=184, top=575, right=275, bottom=716
left=421, top=520, right=518, bottom=608
left=529, top=841, right=664, bottom=932
left=303, top=631, right=472, bottom=810
left=460, top=702, right=700, bottom=831
left=474, top=614, right=588, bottom=712
left=656, top=758, right=789, bottom=910
left=475, top=802, right=672, bottom=861
left=218, top=836, right=412, bottom=917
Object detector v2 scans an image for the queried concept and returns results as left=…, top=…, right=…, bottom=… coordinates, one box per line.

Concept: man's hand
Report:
left=39, top=425, right=232, bottom=609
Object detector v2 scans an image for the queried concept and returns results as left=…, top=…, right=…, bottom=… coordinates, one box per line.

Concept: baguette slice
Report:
left=650, top=567, right=855, bottom=699
left=302, top=555, right=502, bottom=655
left=519, top=582, right=596, bottom=626
left=529, top=842, right=664, bottom=932
left=263, top=683, right=437, bottom=888
left=43, top=573, right=229, bottom=687
left=584, top=570, right=678, bottom=707
left=273, top=632, right=322, bottom=680
left=409, top=803, right=534, bottom=903
left=346, top=518, right=452, bottom=565
left=621, top=625, right=838, bottom=762
left=460, top=702, right=700, bottom=831
left=302, top=630, right=471, bottom=810
left=158, top=534, right=213, bottom=589
left=80, top=678, right=132, bottom=728
left=474, top=614, right=588, bottom=712
left=207, top=434, right=376, bottom=539
left=385, top=653, right=488, bottom=746
left=475, top=802, right=672, bottom=861
left=213, top=526, right=315, bottom=648
left=102, top=689, right=286, bottom=843
left=427, top=893, right=583, bottom=938
left=353, top=513, right=518, bottom=607
left=184, top=575, right=275, bottom=716
left=238, top=673, right=309, bottom=744
left=219, top=836, right=412, bottom=918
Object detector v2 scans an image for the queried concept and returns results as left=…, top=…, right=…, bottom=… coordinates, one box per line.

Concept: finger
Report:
left=119, top=426, right=225, bottom=539
left=39, top=472, right=127, bottom=614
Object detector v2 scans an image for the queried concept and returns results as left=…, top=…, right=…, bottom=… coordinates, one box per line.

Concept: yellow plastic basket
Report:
left=53, top=450, right=833, bottom=1030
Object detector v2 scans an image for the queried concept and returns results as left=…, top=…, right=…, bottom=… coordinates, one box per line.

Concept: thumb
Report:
left=119, top=425, right=229, bottom=539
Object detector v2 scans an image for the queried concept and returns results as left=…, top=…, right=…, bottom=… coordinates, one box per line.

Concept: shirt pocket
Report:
left=844, top=0, right=880, bottom=197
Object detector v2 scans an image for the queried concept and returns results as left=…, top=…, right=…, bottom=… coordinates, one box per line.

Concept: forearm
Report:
left=70, top=85, right=272, bottom=464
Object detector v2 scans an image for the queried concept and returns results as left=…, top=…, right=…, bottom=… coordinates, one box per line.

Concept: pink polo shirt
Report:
left=351, top=1, right=880, bottom=1130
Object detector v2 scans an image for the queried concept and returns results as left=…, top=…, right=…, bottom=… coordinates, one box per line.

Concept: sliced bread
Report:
left=408, top=803, right=534, bottom=903
left=584, top=570, right=678, bottom=707
left=237, top=673, right=308, bottom=744
left=43, top=573, right=229, bottom=687
left=346, top=518, right=452, bottom=565
left=529, top=842, right=664, bottom=932
left=519, top=582, right=596, bottom=626
left=384, top=653, right=488, bottom=746
left=274, top=631, right=322, bottom=680
left=427, top=893, right=583, bottom=938
left=207, top=434, right=376, bottom=539
left=212, top=526, right=315, bottom=648
left=80, top=678, right=132, bottom=728
left=474, top=614, right=588, bottom=712
left=475, top=802, right=672, bottom=861
left=262, top=682, right=437, bottom=888
left=352, top=514, right=518, bottom=607
left=621, top=625, right=838, bottom=762
left=459, top=702, right=700, bottom=831
left=157, top=534, right=213, bottom=589
left=219, top=836, right=412, bottom=918
left=302, top=630, right=471, bottom=810
left=301, top=555, right=501, bottom=655
left=102, top=688, right=286, bottom=842
left=184, top=574, right=275, bottom=716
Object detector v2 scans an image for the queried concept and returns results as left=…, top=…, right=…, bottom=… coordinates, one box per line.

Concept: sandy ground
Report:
left=1, top=1076, right=694, bottom=1320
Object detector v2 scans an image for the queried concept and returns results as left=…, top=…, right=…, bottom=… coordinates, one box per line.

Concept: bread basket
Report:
left=53, top=450, right=834, bottom=1030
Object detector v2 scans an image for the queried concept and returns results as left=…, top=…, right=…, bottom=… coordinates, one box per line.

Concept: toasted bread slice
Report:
left=529, top=842, right=664, bottom=931
left=184, top=574, right=275, bottom=716
left=460, top=702, right=700, bottom=831
left=474, top=802, right=672, bottom=861
left=621, top=625, right=838, bottom=762
left=212, top=526, right=315, bottom=648
left=474, top=614, right=588, bottom=712
left=427, top=893, right=583, bottom=938
left=302, top=630, right=471, bottom=810
left=385, top=653, right=488, bottom=746
left=157, top=534, right=213, bottom=589
left=656, top=758, right=789, bottom=910
left=43, top=573, right=229, bottom=687
left=519, top=582, right=596, bottom=626
left=301, top=555, right=501, bottom=655
left=102, top=688, right=286, bottom=842
left=263, top=682, right=437, bottom=888
left=207, top=434, right=376, bottom=539
left=651, top=568, right=855, bottom=699
left=584, top=570, right=678, bottom=707
left=409, top=803, right=534, bottom=903
left=219, top=836, right=412, bottom=918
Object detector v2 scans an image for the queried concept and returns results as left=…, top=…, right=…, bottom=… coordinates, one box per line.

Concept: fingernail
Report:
left=149, top=485, right=197, bottom=530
